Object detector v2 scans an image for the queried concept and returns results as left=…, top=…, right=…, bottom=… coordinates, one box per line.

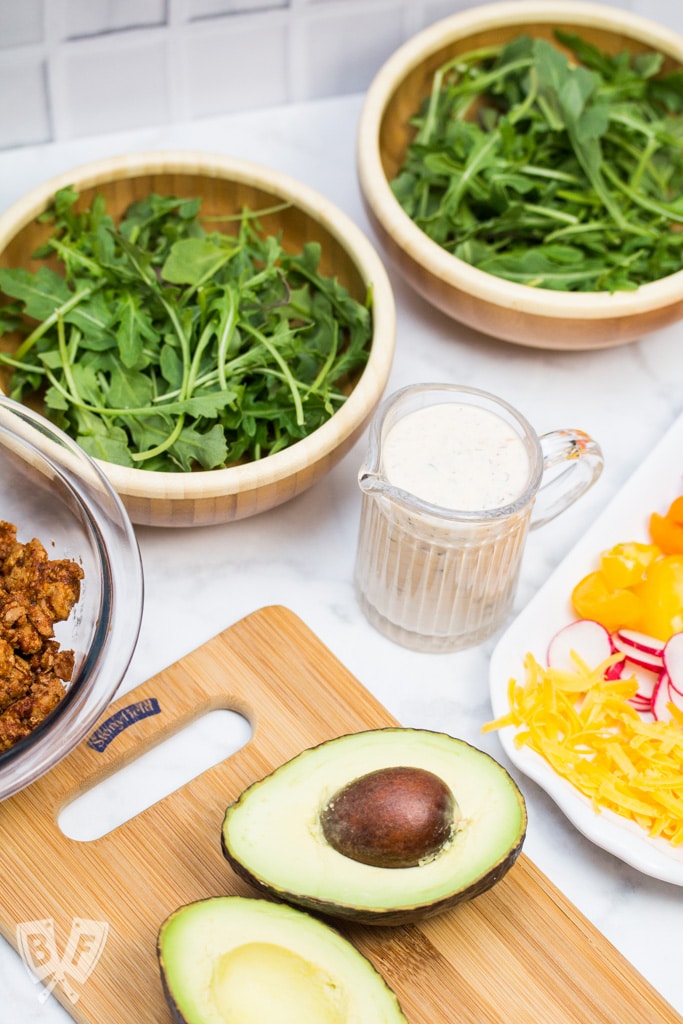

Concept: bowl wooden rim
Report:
left=357, top=0, right=683, bottom=322
left=0, top=150, right=396, bottom=504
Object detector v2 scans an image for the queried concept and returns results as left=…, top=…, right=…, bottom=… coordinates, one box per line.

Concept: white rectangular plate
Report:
left=489, top=410, right=683, bottom=885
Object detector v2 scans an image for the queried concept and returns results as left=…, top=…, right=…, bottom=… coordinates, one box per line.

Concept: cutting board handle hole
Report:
left=57, top=708, right=252, bottom=842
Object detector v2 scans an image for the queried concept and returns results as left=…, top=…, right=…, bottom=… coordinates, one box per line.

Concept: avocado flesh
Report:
left=222, top=728, right=526, bottom=925
left=157, top=896, right=407, bottom=1024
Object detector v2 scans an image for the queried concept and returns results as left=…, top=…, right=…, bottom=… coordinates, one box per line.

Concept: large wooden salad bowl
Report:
left=0, top=151, right=395, bottom=527
left=357, top=0, right=683, bottom=350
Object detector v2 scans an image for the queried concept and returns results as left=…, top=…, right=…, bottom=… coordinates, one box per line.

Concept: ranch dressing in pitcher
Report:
left=354, top=383, right=603, bottom=653
left=381, top=402, right=531, bottom=510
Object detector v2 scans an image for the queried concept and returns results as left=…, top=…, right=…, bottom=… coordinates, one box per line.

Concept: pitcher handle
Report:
left=530, top=429, right=604, bottom=531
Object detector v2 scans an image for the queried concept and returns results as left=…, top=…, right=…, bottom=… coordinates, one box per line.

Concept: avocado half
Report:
left=157, top=896, right=408, bottom=1023
left=221, top=728, right=527, bottom=926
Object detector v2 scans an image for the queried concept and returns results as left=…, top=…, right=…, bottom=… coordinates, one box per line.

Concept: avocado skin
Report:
left=221, top=829, right=525, bottom=926
left=157, top=917, right=198, bottom=1024
left=157, top=955, right=188, bottom=1024
left=220, top=728, right=527, bottom=927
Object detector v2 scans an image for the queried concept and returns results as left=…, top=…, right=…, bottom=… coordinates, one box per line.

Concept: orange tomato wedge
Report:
left=649, top=496, right=683, bottom=555
left=571, top=570, right=643, bottom=633
left=600, top=542, right=660, bottom=589
left=634, top=555, right=683, bottom=642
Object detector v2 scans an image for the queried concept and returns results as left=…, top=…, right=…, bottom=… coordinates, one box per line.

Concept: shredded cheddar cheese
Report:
left=484, top=652, right=683, bottom=845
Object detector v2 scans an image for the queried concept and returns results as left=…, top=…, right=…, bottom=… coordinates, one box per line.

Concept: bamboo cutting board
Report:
left=0, top=605, right=679, bottom=1024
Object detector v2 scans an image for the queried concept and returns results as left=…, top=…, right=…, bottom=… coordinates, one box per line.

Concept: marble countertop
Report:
left=2, top=93, right=683, bottom=1021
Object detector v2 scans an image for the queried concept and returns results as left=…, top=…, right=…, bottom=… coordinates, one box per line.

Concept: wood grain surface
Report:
left=0, top=605, right=679, bottom=1023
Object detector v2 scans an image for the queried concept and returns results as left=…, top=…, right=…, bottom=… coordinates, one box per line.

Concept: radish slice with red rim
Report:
left=614, top=628, right=665, bottom=657
left=612, top=629, right=665, bottom=671
left=668, top=679, right=683, bottom=713
left=621, top=661, right=660, bottom=701
left=604, top=658, right=626, bottom=681
left=547, top=619, right=619, bottom=674
left=652, top=675, right=674, bottom=722
left=663, top=632, right=683, bottom=696
left=628, top=698, right=655, bottom=719
left=629, top=695, right=653, bottom=710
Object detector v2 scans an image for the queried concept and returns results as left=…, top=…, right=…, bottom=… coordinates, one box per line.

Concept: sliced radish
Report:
left=625, top=667, right=659, bottom=715
left=614, top=628, right=665, bottom=658
left=604, top=657, right=626, bottom=681
left=547, top=619, right=618, bottom=674
left=611, top=630, right=665, bottom=672
left=651, top=674, right=683, bottom=722
left=652, top=675, right=674, bottom=722
left=667, top=677, right=683, bottom=714
left=544, top=621, right=682, bottom=726
left=621, top=661, right=660, bottom=702
left=663, top=632, right=683, bottom=696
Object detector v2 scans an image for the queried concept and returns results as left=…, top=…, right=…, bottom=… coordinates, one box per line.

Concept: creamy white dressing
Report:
left=381, top=403, right=531, bottom=511
left=354, top=394, right=538, bottom=652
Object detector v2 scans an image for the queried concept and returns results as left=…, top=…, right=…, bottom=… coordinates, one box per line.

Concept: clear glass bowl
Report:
left=0, top=395, right=144, bottom=799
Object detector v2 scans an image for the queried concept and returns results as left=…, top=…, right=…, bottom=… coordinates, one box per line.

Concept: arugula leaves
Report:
left=0, top=189, right=372, bottom=471
left=391, top=32, right=683, bottom=291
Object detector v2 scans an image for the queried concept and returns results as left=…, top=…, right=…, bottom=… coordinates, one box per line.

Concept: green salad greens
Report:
left=391, top=31, right=683, bottom=291
left=0, top=188, right=373, bottom=471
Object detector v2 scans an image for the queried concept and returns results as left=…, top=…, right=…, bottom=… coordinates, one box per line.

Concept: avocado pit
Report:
left=220, top=727, right=527, bottom=925
left=320, top=765, right=459, bottom=868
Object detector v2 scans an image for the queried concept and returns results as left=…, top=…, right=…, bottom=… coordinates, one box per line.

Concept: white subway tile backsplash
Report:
left=0, top=55, right=50, bottom=146
left=0, top=0, right=44, bottom=48
left=182, top=16, right=289, bottom=116
left=58, top=35, right=171, bottom=138
left=186, top=0, right=288, bottom=17
left=300, top=3, right=405, bottom=99
left=62, top=0, right=168, bottom=39
left=0, top=0, right=681, bottom=150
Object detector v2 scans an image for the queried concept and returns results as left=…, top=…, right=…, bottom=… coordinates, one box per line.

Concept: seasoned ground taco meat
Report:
left=0, top=520, right=83, bottom=753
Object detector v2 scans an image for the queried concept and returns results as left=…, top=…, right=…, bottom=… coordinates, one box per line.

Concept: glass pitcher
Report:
left=354, top=383, right=604, bottom=653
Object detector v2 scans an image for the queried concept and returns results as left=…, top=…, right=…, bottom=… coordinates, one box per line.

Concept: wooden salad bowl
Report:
left=0, top=152, right=395, bottom=527
left=357, top=0, right=683, bottom=350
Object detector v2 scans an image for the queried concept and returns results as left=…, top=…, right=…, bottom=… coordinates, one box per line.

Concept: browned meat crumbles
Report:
left=0, top=520, right=84, bottom=753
